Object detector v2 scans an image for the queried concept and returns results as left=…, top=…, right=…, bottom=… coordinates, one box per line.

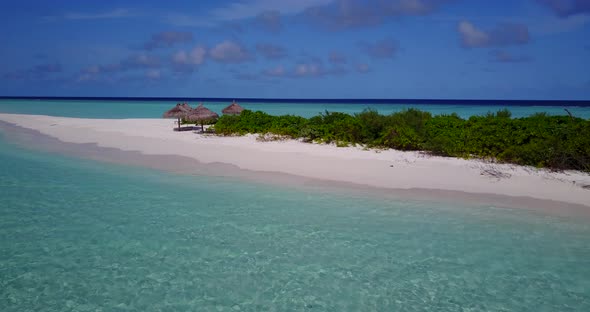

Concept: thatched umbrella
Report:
left=186, top=104, right=219, bottom=131
left=180, top=102, right=192, bottom=111
left=222, top=101, right=244, bottom=115
left=163, top=103, right=191, bottom=131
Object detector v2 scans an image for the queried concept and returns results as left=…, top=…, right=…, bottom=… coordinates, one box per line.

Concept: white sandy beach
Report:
left=1, top=113, right=589, bottom=208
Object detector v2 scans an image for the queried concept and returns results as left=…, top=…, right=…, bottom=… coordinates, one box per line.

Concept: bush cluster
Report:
left=212, top=109, right=590, bottom=171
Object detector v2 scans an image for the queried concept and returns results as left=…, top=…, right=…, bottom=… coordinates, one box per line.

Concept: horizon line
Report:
left=1, top=96, right=589, bottom=106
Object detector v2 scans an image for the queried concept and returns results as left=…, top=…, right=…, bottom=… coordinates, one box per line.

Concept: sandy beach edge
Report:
left=0, top=113, right=588, bottom=215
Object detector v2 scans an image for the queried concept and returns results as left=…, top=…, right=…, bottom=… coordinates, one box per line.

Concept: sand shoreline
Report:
left=1, top=113, right=589, bottom=212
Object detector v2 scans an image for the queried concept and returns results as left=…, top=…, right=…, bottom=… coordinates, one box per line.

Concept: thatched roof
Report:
left=163, top=103, right=191, bottom=118
left=186, top=104, right=219, bottom=122
left=222, top=102, right=244, bottom=115
left=180, top=103, right=192, bottom=111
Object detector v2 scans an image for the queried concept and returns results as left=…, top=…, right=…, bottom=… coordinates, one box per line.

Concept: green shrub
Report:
left=378, top=125, right=422, bottom=150
left=210, top=108, right=590, bottom=171
left=424, top=114, right=466, bottom=156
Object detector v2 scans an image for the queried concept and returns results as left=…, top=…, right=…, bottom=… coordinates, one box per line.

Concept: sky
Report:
left=0, top=0, right=589, bottom=100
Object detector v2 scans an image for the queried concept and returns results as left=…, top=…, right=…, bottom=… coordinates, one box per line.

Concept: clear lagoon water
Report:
left=1, top=98, right=590, bottom=119
left=1, top=126, right=590, bottom=311
left=1, top=98, right=590, bottom=310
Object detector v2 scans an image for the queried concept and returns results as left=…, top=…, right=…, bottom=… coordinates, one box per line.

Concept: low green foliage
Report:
left=212, top=109, right=590, bottom=171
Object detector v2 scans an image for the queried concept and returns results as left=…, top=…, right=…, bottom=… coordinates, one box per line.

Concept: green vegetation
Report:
left=212, top=109, right=590, bottom=172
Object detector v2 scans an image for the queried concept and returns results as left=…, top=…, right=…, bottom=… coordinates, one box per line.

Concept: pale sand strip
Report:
left=1, top=113, right=589, bottom=208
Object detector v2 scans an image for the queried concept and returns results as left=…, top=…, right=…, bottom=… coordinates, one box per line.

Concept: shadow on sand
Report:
left=173, top=126, right=200, bottom=132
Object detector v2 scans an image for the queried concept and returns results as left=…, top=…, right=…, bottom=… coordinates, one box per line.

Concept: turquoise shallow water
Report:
left=1, top=132, right=590, bottom=311
left=1, top=99, right=590, bottom=119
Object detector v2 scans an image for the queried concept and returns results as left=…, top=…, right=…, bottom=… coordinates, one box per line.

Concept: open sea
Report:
left=1, top=98, right=590, bottom=311
left=1, top=97, right=590, bottom=119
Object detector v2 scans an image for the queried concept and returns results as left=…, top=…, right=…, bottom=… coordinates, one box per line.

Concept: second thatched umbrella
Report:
left=186, top=104, right=219, bottom=131
left=222, top=101, right=244, bottom=115
left=163, top=103, right=192, bottom=131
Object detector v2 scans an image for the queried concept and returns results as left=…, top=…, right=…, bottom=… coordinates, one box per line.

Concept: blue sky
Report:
left=0, top=0, right=589, bottom=99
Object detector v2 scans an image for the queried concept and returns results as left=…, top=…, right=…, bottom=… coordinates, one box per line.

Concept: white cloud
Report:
left=63, top=8, right=136, bottom=20
left=256, top=43, right=288, bottom=59
left=165, top=0, right=333, bottom=27
left=263, top=65, right=286, bottom=77
left=329, top=51, right=347, bottom=64
left=77, top=54, right=160, bottom=78
left=356, top=63, right=370, bottom=73
left=130, top=54, right=160, bottom=67
left=295, top=63, right=322, bottom=76
left=172, top=51, right=188, bottom=64
left=305, top=0, right=450, bottom=30
left=458, top=21, right=490, bottom=47
left=146, top=69, right=161, bottom=79
left=76, top=73, right=94, bottom=82
left=82, top=65, right=100, bottom=74
left=212, top=0, right=333, bottom=20
left=361, top=38, right=399, bottom=59
left=458, top=21, right=530, bottom=48
left=209, top=41, right=252, bottom=63
left=144, top=31, right=193, bottom=50
left=172, top=47, right=207, bottom=65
